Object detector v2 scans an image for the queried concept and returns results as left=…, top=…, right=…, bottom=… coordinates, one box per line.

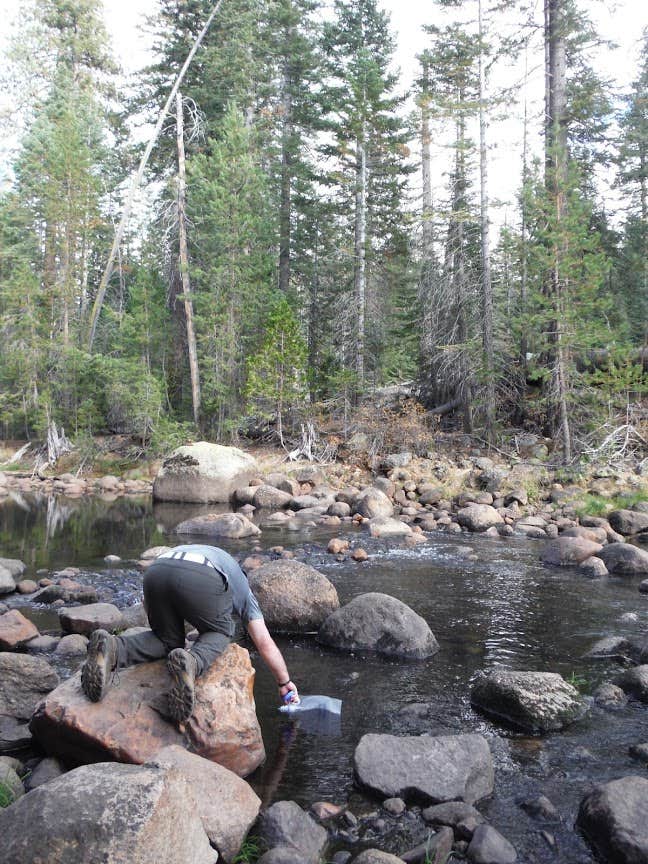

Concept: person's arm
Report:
left=246, top=618, right=299, bottom=703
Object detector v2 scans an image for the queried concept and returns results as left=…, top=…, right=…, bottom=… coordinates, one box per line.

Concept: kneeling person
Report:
left=81, top=547, right=234, bottom=723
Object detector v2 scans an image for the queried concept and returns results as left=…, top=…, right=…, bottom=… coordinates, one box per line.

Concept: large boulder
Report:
left=318, top=593, right=439, bottom=660
left=0, top=653, right=59, bottom=720
left=0, top=610, right=39, bottom=649
left=0, top=558, right=26, bottom=579
left=470, top=670, right=587, bottom=733
left=541, top=537, right=603, bottom=567
left=354, top=488, right=394, bottom=519
left=456, top=504, right=504, bottom=532
left=150, top=745, right=261, bottom=862
left=608, top=509, right=648, bottom=537
left=256, top=800, right=328, bottom=864
left=58, top=602, right=124, bottom=636
left=30, top=643, right=265, bottom=777
left=577, top=776, right=648, bottom=864
left=247, top=560, right=339, bottom=633
left=174, top=512, right=261, bottom=539
left=153, top=442, right=258, bottom=503
left=354, top=733, right=494, bottom=805
left=0, top=762, right=217, bottom=864
left=598, top=543, right=648, bottom=576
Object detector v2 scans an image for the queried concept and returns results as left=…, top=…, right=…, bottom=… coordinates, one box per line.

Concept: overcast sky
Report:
left=2, top=0, right=647, bottom=220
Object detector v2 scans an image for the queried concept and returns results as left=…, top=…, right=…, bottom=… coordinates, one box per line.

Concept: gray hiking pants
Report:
left=116, top=558, right=234, bottom=676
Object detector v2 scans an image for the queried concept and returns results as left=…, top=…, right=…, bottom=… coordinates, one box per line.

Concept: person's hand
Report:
left=279, top=680, right=300, bottom=704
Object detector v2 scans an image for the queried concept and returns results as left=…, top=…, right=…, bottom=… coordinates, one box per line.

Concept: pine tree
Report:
left=318, top=0, right=413, bottom=390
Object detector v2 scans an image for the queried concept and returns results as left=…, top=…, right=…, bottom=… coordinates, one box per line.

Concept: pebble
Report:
left=383, top=797, right=406, bottom=815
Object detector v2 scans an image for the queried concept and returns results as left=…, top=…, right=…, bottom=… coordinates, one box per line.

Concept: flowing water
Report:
left=2, top=491, right=648, bottom=862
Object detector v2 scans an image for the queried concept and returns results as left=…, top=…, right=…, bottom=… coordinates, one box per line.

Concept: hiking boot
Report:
left=167, top=648, right=198, bottom=724
left=81, top=629, right=118, bottom=702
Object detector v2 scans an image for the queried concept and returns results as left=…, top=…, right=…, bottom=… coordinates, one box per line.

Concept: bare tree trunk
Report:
left=86, top=0, right=224, bottom=350
left=455, top=102, right=473, bottom=433
left=420, top=67, right=435, bottom=362
left=354, top=126, right=367, bottom=388
left=278, top=57, right=293, bottom=295
left=520, top=42, right=530, bottom=377
left=478, top=0, right=495, bottom=441
left=545, top=0, right=571, bottom=462
left=176, top=91, right=202, bottom=428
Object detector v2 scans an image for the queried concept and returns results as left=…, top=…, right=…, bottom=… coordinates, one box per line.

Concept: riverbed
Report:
left=2, top=491, right=648, bottom=863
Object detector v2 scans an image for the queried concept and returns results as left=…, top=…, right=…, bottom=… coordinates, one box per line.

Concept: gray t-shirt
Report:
left=159, top=544, right=263, bottom=625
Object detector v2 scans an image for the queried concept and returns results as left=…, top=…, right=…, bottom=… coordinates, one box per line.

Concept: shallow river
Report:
left=2, top=492, right=648, bottom=863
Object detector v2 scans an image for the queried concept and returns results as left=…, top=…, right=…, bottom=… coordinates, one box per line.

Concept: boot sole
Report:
left=81, top=630, right=116, bottom=702
left=167, top=649, right=196, bottom=723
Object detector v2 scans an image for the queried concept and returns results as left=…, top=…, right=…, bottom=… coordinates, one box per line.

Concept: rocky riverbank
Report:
left=1, top=441, right=648, bottom=862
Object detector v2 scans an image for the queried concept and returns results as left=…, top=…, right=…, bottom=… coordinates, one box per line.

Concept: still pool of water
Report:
left=2, top=491, right=648, bottom=862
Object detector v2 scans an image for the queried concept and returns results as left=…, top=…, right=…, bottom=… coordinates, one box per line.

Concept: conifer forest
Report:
left=0, top=0, right=646, bottom=465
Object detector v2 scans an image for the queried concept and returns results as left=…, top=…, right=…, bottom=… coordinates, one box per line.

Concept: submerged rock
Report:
left=0, top=762, right=217, bottom=864
left=470, top=670, right=587, bottom=733
left=247, top=560, right=339, bottom=633
left=30, top=643, right=265, bottom=776
left=577, top=775, right=648, bottom=864
left=354, top=733, right=494, bottom=805
left=174, top=512, right=261, bottom=539
left=318, top=593, right=439, bottom=660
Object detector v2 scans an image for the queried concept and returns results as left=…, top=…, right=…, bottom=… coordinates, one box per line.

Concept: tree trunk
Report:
left=354, top=127, right=367, bottom=388
left=419, top=65, right=435, bottom=365
left=545, top=0, right=571, bottom=462
left=455, top=99, right=473, bottom=433
left=478, top=0, right=495, bottom=441
left=278, top=55, right=293, bottom=295
left=176, top=91, right=202, bottom=428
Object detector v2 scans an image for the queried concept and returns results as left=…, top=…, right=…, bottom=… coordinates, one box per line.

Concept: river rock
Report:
left=577, top=776, right=648, bottom=864
left=613, top=665, right=648, bottom=702
left=598, top=542, right=648, bottom=576
left=594, top=683, right=628, bottom=708
left=422, top=801, right=486, bottom=828
left=23, top=756, right=64, bottom=791
left=354, top=488, right=394, bottom=519
left=541, top=537, right=603, bottom=566
left=368, top=516, right=413, bottom=538
left=257, top=849, right=309, bottom=864
left=0, top=558, right=26, bottom=579
left=579, top=556, right=608, bottom=577
left=0, top=566, right=15, bottom=595
left=253, top=485, right=293, bottom=510
left=457, top=505, right=504, bottom=532
left=353, top=852, right=405, bottom=864
left=0, top=716, right=32, bottom=753
left=354, top=733, right=494, bottom=805
left=329, top=501, right=351, bottom=517
left=174, top=512, right=261, bottom=538
left=0, top=610, right=39, bottom=649
left=247, top=560, right=339, bottom=633
left=470, top=670, right=587, bottom=733
left=0, top=762, right=217, bottom=864
left=256, top=800, right=328, bottom=864
left=608, top=509, right=648, bottom=537
left=318, top=593, right=439, bottom=660
left=30, top=643, right=265, bottom=776
left=0, top=653, right=59, bottom=721
left=58, top=602, right=123, bottom=635
left=586, top=636, right=631, bottom=659
left=121, top=603, right=149, bottom=629
left=467, top=824, right=517, bottom=864
left=149, top=745, right=261, bottom=862
left=25, top=634, right=60, bottom=652
left=153, top=442, right=258, bottom=503
left=55, top=633, right=89, bottom=655
left=16, top=579, right=38, bottom=594
left=265, top=473, right=300, bottom=495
